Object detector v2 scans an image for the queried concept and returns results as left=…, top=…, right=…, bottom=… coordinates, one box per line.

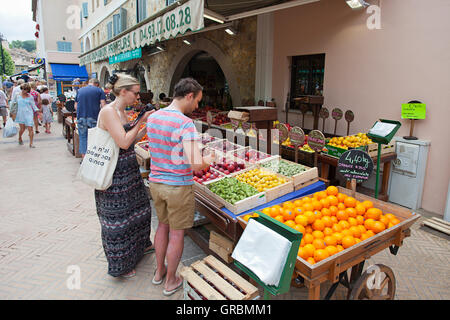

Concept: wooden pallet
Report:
left=180, top=255, right=259, bottom=300
left=421, top=217, right=450, bottom=235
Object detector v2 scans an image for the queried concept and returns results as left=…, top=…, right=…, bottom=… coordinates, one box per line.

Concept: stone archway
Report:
left=99, top=64, right=112, bottom=88
left=121, top=61, right=149, bottom=92
left=166, top=37, right=242, bottom=107
left=84, top=36, right=91, bottom=52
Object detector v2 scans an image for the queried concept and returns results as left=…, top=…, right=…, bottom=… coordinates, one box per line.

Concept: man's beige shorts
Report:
left=149, top=182, right=195, bottom=230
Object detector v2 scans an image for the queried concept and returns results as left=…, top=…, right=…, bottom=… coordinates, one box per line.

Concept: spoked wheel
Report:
left=349, top=264, right=396, bottom=300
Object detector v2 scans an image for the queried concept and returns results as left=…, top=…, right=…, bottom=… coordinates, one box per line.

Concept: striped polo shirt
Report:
left=146, top=109, right=199, bottom=186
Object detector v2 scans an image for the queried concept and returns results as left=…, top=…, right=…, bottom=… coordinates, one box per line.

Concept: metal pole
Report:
left=374, top=143, right=382, bottom=199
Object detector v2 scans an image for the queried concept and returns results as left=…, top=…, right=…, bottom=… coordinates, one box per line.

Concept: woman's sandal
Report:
left=121, top=269, right=136, bottom=279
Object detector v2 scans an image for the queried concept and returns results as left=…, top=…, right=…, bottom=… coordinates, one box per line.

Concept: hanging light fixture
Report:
left=346, top=0, right=370, bottom=9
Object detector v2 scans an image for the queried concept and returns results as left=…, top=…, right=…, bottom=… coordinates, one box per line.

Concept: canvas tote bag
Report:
left=77, top=125, right=119, bottom=190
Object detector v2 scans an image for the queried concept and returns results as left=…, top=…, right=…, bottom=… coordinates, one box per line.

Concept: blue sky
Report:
left=0, top=0, right=36, bottom=42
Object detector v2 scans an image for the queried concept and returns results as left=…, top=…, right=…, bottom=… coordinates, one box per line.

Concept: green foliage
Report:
left=9, top=40, right=36, bottom=53
left=0, top=47, right=15, bottom=76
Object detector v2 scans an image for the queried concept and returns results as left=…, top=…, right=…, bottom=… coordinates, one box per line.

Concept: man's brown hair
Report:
left=173, top=78, right=203, bottom=99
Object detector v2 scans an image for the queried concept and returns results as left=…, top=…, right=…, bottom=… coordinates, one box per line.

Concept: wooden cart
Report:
left=236, top=186, right=420, bottom=300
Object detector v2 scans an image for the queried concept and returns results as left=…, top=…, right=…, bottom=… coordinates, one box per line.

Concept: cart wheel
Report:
left=349, top=264, right=396, bottom=300
left=291, top=275, right=305, bottom=288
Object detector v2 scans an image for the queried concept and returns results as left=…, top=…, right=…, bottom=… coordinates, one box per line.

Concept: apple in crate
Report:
left=192, top=167, right=221, bottom=184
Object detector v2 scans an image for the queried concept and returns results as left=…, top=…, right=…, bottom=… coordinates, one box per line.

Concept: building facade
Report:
left=32, top=0, right=88, bottom=97
left=78, top=0, right=449, bottom=216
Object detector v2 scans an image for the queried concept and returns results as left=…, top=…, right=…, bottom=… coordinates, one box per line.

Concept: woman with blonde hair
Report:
left=94, top=73, right=155, bottom=278
left=14, top=83, right=38, bottom=148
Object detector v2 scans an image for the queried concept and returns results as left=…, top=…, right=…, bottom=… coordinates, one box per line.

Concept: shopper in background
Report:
left=10, top=79, right=25, bottom=121
left=74, top=78, right=107, bottom=158
left=94, top=73, right=155, bottom=278
left=40, top=87, right=53, bottom=134
left=147, top=78, right=215, bottom=296
left=30, top=82, right=42, bottom=134
left=0, top=88, right=8, bottom=128
left=14, top=83, right=38, bottom=148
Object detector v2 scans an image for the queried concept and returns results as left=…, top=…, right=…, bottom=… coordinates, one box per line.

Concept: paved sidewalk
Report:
left=0, top=121, right=449, bottom=300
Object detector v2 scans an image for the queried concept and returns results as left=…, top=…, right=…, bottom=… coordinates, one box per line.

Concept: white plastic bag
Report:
left=231, top=219, right=292, bottom=287
left=77, top=127, right=119, bottom=190
left=3, top=118, right=18, bottom=138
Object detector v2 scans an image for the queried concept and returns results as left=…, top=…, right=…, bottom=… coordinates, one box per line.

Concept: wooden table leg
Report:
left=381, top=161, right=392, bottom=201
left=308, top=283, right=321, bottom=300
left=321, top=162, right=330, bottom=180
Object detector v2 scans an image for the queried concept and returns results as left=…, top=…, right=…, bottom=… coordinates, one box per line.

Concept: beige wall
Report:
left=272, top=0, right=450, bottom=215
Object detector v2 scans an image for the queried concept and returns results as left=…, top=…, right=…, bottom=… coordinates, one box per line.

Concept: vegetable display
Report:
left=208, top=178, right=259, bottom=204
left=261, top=160, right=307, bottom=177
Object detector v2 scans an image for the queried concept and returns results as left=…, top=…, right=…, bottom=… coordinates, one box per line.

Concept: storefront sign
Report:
left=80, top=0, right=204, bottom=66
left=401, top=103, right=426, bottom=120
left=109, top=48, right=142, bottom=65
left=338, top=149, right=374, bottom=183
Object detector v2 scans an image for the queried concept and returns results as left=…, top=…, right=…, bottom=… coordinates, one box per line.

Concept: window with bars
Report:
left=290, top=54, right=325, bottom=109
left=166, top=0, right=177, bottom=6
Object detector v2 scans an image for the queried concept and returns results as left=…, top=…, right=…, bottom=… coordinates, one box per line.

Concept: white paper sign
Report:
left=231, top=219, right=291, bottom=287
left=369, top=122, right=397, bottom=137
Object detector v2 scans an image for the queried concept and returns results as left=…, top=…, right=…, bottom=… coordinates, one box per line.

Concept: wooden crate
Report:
left=230, top=146, right=278, bottom=167
left=281, top=145, right=315, bottom=167
left=366, top=141, right=396, bottom=157
left=202, top=176, right=266, bottom=215
left=209, top=231, right=235, bottom=263
left=259, top=157, right=318, bottom=190
left=180, top=255, right=259, bottom=300
left=237, top=186, right=420, bottom=299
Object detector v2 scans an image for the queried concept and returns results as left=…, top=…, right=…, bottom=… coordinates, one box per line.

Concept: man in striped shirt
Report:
left=147, top=78, right=215, bottom=296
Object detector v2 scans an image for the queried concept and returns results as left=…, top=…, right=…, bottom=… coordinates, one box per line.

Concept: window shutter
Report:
left=82, top=2, right=88, bottom=18
left=137, top=0, right=146, bottom=23
left=120, top=7, right=127, bottom=33
left=107, top=22, right=113, bottom=40
left=113, top=14, right=120, bottom=36
left=104, top=0, right=108, bottom=5
left=81, top=41, right=84, bottom=53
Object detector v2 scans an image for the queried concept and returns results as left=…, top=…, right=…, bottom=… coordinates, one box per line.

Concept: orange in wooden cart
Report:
left=303, top=244, right=315, bottom=258
left=282, top=209, right=295, bottom=221
left=314, top=249, right=329, bottom=262
left=361, top=200, right=374, bottom=210
left=293, top=224, right=305, bottom=234
left=285, top=220, right=296, bottom=229
left=322, top=216, right=333, bottom=228
left=324, top=235, right=337, bottom=246
left=355, top=203, right=366, bottom=215
left=342, top=236, right=356, bottom=249
left=307, top=257, right=316, bottom=265
left=345, top=207, right=357, bottom=218
left=320, top=198, right=330, bottom=209
left=313, top=219, right=325, bottom=231
left=312, top=230, right=324, bottom=239
left=336, top=210, right=349, bottom=221
left=337, top=193, right=347, bottom=203
left=313, top=239, right=326, bottom=250
left=344, top=196, right=357, bottom=208
left=304, top=211, right=316, bottom=224
left=303, top=233, right=314, bottom=245
left=323, top=227, right=333, bottom=236
left=325, top=245, right=338, bottom=256
left=329, top=205, right=338, bottom=216
left=326, top=185, right=339, bottom=196
left=372, top=221, right=386, bottom=234
left=295, top=215, right=308, bottom=227
left=327, top=195, right=339, bottom=206
left=379, top=215, right=390, bottom=228
left=366, top=208, right=382, bottom=220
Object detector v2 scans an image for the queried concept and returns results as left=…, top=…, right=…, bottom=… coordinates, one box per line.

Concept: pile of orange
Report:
left=260, top=185, right=401, bottom=265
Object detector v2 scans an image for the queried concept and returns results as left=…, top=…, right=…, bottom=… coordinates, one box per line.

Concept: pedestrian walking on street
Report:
left=30, top=82, right=42, bottom=134
left=147, top=78, right=215, bottom=296
left=94, top=73, right=155, bottom=279
left=14, top=83, right=38, bottom=148
left=10, top=79, right=24, bottom=121
left=75, top=78, right=107, bottom=158
left=0, top=88, right=8, bottom=128
left=40, top=87, right=53, bottom=134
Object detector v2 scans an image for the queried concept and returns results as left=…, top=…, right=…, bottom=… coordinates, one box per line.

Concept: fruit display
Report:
left=211, top=160, right=245, bottom=175
left=258, top=186, right=402, bottom=265
left=233, top=148, right=271, bottom=164
left=193, top=166, right=223, bottom=184
left=212, top=113, right=230, bottom=126
left=208, top=140, right=241, bottom=153
left=200, top=134, right=219, bottom=145
left=260, top=159, right=307, bottom=177
left=235, top=168, right=287, bottom=193
left=300, top=142, right=314, bottom=153
left=208, top=177, right=260, bottom=204
left=327, top=133, right=373, bottom=150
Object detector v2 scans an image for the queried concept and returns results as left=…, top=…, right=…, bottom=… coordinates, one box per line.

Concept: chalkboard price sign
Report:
left=338, top=149, right=374, bottom=183
left=277, top=123, right=289, bottom=143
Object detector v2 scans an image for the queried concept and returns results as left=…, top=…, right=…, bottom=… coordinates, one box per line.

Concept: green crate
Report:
left=234, top=212, right=302, bottom=299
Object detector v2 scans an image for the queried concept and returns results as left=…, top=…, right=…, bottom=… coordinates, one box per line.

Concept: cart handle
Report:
left=363, top=239, right=381, bottom=250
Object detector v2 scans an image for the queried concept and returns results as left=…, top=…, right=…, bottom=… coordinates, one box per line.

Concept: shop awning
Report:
left=49, top=63, right=89, bottom=81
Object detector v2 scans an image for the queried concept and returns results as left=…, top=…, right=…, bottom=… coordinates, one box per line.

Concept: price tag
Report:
left=241, top=121, right=251, bottom=132
left=338, top=149, right=374, bottom=183
left=332, top=108, right=343, bottom=120
left=231, top=119, right=240, bottom=130
left=319, top=107, right=330, bottom=119
left=277, top=123, right=289, bottom=143
left=289, top=126, right=305, bottom=146
left=401, top=103, right=426, bottom=120
left=206, top=111, right=213, bottom=126
left=307, top=130, right=325, bottom=152
left=345, top=110, right=355, bottom=123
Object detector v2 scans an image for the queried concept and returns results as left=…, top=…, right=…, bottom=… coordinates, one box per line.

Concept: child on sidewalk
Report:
left=40, top=87, right=53, bottom=134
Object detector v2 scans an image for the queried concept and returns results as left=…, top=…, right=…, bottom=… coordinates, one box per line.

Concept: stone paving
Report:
left=0, top=120, right=449, bottom=300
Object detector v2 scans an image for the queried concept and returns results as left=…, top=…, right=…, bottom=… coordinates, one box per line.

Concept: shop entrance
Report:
left=178, top=51, right=232, bottom=110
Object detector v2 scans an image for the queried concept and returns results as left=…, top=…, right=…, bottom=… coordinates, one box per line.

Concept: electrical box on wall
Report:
left=388, top=137, right=431, bottom=210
